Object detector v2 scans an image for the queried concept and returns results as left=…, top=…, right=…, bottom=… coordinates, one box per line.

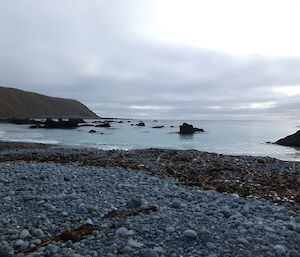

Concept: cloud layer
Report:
left=1, top=0, right=300, bottom=120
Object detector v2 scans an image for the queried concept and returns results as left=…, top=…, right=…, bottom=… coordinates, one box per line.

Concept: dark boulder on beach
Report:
left=95, top=122, right=111, bottom=128
left=89, top=130, right=96, bottom=133
left=152, top=125, right=164, bottom=128
left=275, top=130, right=300, bottom=147
left=179, top=123, right=204, bottom=134
left=136, top=122, right=145, bottom=126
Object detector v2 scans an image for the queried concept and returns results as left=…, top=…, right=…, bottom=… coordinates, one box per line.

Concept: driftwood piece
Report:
left=20, top=205, right=158, bottom=254
left=21, top=224, right=94, bottom=254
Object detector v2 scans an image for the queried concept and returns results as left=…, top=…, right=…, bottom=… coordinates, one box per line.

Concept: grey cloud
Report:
left=0, top=1, right=300, bottom=120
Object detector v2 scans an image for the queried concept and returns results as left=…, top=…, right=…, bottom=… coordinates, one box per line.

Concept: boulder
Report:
left=89, top=130, right=96, bottom=133
left=179, top=123, right=204, bottom=134
left=152, top=126, right=164, bottom=129
left=136, top=122, right=145, bottom=126
left=275, top=130, right=300, bottom=147
left=44, top=118, right=79, bottom=129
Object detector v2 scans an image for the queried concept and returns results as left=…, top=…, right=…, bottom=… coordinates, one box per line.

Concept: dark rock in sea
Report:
left=95, top=123, right=111, bottom=128
left=118, top=121, right=124, bottom=123
left=170, top=125, right=174, bottom=128
left=70, top=118, right=85, bottom=123
left=136, top=122, right=145, bottom=127
left=152, top=126, right=164, bottom=129
left=79, top=124, right=95, bottom=127
left=30, top=119, right=79, bottom=129
left=179, top=123, right=204, bottom=134
left=89, top=130, right=96, bottom=133
left=44, top=118, right=79, bottom=129
left=275, top=130, right=300, bottom=147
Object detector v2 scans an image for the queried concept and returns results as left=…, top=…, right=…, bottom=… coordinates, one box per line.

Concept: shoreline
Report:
left=0, top=141, right=300, bottom=256
left=1, top=140, right=299, bottom=212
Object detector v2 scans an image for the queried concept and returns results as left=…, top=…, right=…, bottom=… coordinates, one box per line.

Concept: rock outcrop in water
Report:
left=30, top=119, right=79, bottom=129
left=179, top=123, right=204, bottom=134
left=0, top=85, right=99, bottom=119
left=275, top=130, right=300, bottom=147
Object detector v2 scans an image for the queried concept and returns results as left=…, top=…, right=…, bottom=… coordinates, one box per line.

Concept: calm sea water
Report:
left=0, top=120, right=300, bottom=161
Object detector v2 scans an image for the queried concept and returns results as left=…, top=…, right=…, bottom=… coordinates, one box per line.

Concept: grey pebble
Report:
left=183, top=229, right=197, bottom=239
left=140, top=249, right=159, bottom=257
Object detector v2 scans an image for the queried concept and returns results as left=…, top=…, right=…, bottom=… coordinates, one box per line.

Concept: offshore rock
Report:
left=179, top=123, right=204, bottom=134
left=275, top=130, right=300, bottom=147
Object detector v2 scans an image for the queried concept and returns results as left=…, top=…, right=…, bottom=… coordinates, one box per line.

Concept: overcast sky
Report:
left=1, top=0, right=300, bottom=120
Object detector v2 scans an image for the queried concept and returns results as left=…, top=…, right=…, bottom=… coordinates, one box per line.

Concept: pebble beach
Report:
left=0, top=142, right=300, bottom=257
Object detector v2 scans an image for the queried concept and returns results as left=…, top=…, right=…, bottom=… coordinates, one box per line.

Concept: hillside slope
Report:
left=0, top=86, right=99, bottom=119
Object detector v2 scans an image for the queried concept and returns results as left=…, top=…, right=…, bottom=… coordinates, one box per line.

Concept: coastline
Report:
left=0, top=141, right=300, bottom=256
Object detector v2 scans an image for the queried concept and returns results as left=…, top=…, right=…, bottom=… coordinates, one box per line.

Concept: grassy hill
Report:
left=0, top=86, right=99, bottom=119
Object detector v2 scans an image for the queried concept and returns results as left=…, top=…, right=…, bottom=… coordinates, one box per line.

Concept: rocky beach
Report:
left=0, top=142, right=299, bottom=257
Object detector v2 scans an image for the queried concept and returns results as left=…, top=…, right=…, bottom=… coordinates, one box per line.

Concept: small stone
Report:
left=77, top=204, right=88, bottom=214
left=295, top=225, right=300, bottom=234
left=221, top=209, right=232, bottom=218
left=127, top=238, right=143, bottom=248
left=171, top=200, right=181, bottom=208
left=290, top=250, right=300, bottom=257
left=62, top=211, right=68, bottom=217
left=115, top=227, right=129, bottom=236
left=121, top=246, right=133, bottom=253
left=237, top=237, right=249, bottom=245
left=19, top=229, right=31, bottom=239
left=183, top=229, right=197, bottom=239
left=32, top=229, right=44, bottom=238
left=126, top=198, right=142, bottom=209
left=274, top=245, right=287, bottom=255
left=206, top=242, right=216, bottom=249
left=140, top=249, right=159, bottom=257
left=19, top=241, right=29, bottom=251
left=165, top=226, right=175, bottom=233
left=153, top=247, right=164, bottom=253
left=14, top=239, right=24, bottom=247
left=47, top=244, right=59, bottom=254
left=64, top=176, right=71, bottom=181
left=30, top=239, right=42, bottom=245
left=84, top=218, right=94, bottom=225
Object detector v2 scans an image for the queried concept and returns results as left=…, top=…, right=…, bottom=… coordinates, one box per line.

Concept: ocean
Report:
left=0, top=119, right=299, bottom=161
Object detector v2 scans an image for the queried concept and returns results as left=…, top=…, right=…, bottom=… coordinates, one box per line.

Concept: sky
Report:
left=1, top=0, right=300, bottom=120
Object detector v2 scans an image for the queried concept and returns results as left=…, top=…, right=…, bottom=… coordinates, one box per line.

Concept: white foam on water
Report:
left=7, top=138, right=61, bottom=144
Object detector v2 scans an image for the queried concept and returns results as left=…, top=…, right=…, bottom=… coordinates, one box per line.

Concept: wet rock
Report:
left=126, top=197, right=142, bottom=209
left=275, top=130, right=300, bottom=147
left=140, top=249, right=159, bottom=257
left=89, top=130, right=96, bottom=133
left=179, top=123, right=204, bottom=134
left=183, top=229, right=197, bottom=239
left=136, top=122, right=145, bottom=127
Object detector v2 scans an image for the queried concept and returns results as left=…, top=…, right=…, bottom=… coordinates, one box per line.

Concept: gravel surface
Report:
left=1, top=147, right=299, bottom=211
left=0, top=159, right=300, bottom=257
